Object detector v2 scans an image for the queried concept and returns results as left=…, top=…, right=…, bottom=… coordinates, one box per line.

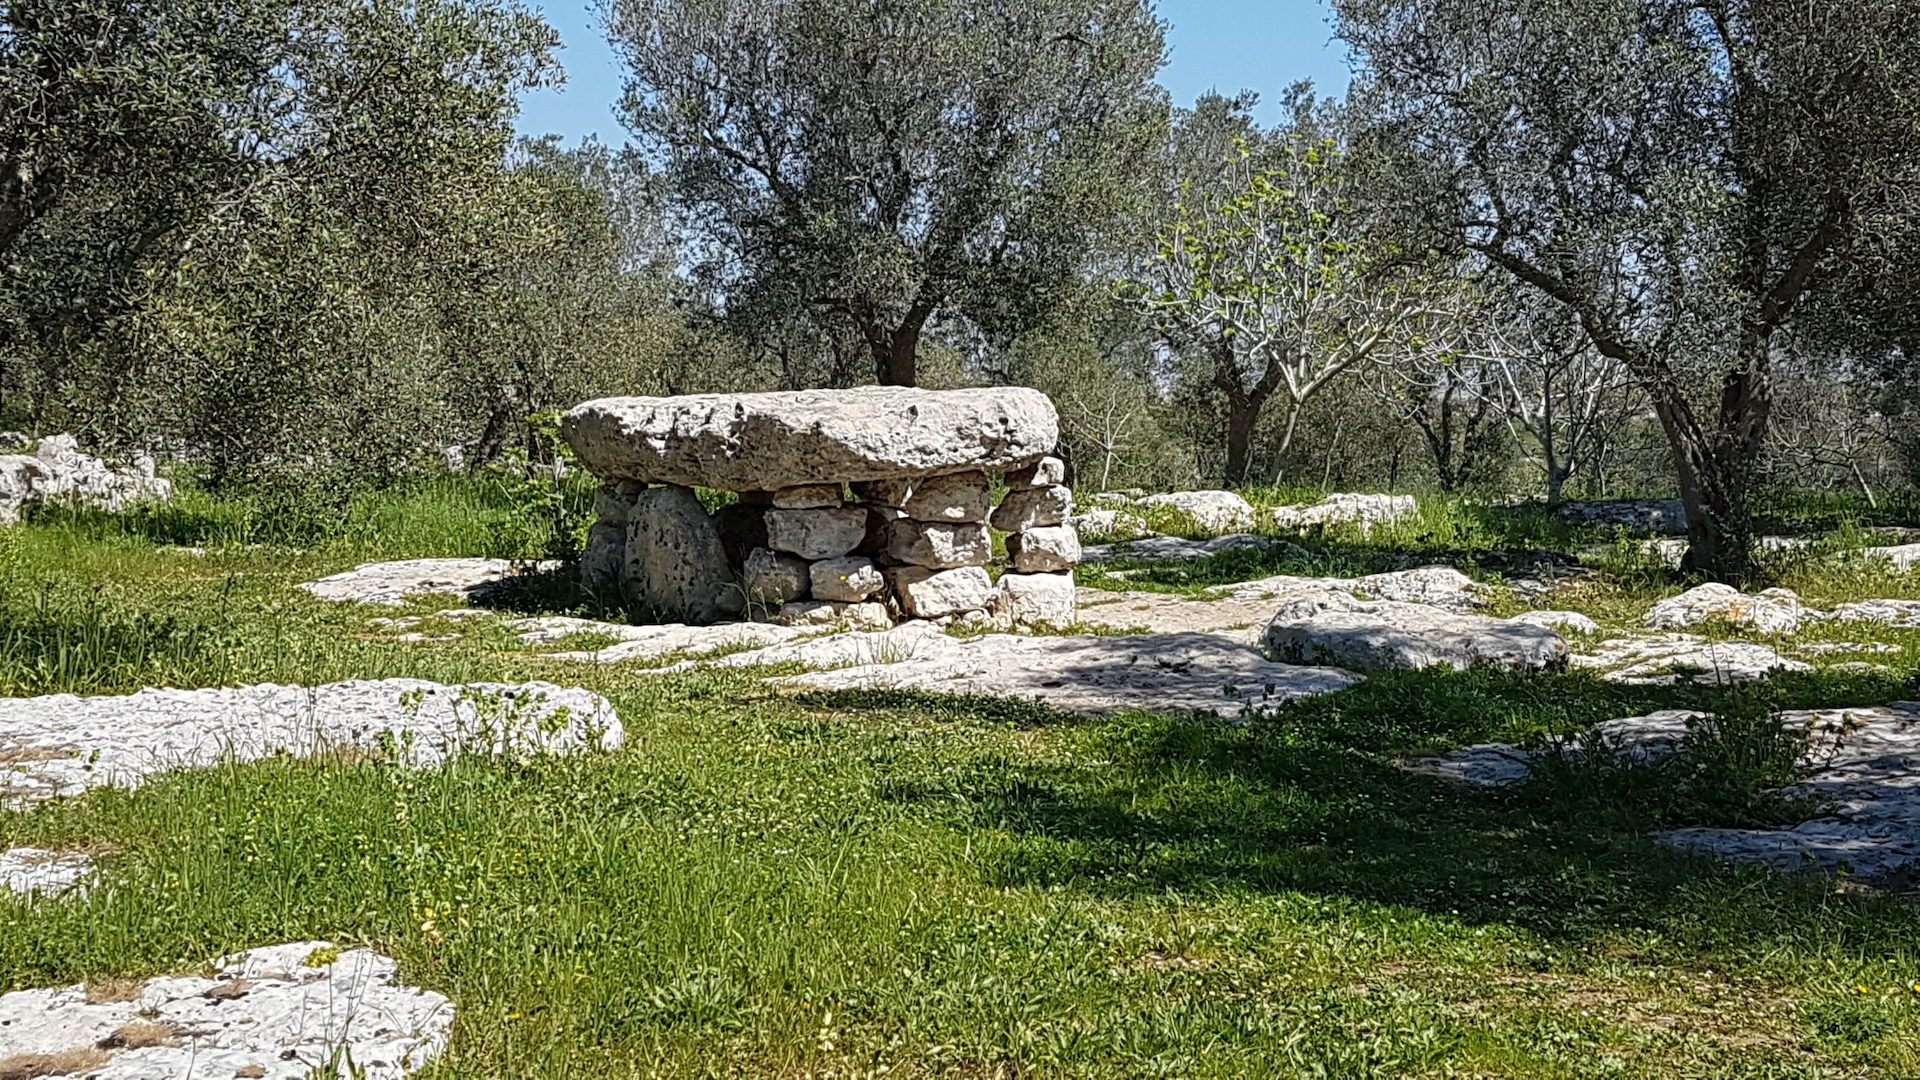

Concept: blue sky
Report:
left=514, top=1, right=1350, bottom=143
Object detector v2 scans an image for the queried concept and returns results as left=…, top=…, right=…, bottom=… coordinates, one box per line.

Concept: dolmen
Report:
left=562, top=387, right=1079, bottom=628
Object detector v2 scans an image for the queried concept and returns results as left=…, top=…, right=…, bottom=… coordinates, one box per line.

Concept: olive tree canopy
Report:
left=606, top=0, right=1169, bottom=386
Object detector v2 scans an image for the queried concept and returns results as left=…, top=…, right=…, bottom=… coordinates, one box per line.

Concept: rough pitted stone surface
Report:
left=1553, top=498, right=1690, bottom=534
left=990, top=485, right=1073, bottom=532
left=1, top=848, right=93, bottom=896
left=594, top=488, right=636, bottom=525
left=0, top=680, right=622, bottom=805
left=890, top=565, right=996, bottom=618
left=1007, top=456, right=1066, bottom=489
left=1645, top=583, right=1818, bottom=634
left=1136, top=490, right=1255, bottom=532
left=766, top=507, right=867, bottom=561
left=811, top=556, right=885, bottom=602
left=1270, top=493, right=1417, bottom=530
left=580, top=522, right=626, bottom=591
left=1083, top=533, right=1299, bottom=564
left=629, top=485, right=741, bottom=622
left=0, top=455, right=52, bottom=525
left=774, top=600, right=894, bottom=630
left=773, top=631, right=1360, bottom=717
left=1570, top=634, right=1809, bottom=685
left=772, top=484, right=845, bottom=509
left=1511, top=610, right=1602, bottom=635
left=1074, top=569, right=1488, bottom=642
left=1414, top=705, right=1920, bottom=880
left=0, top=942, right=449, bottom=1079
left=1262, top=593, right=1568, bottom=673
left=1008, top=525, right=1082, bottom=572
left=563, top=387, right=1059, bottom=489
left=1831, top=599, right=1920, bottom=628
left=902, top=471, right=991, bottom=523
left=740, top=548, right=807, bottom=606
left=888, top=520, right=991, bottom=569
left=301, top=558, right=561, bottom=606
left=994, top=572, right=1077, bottom=627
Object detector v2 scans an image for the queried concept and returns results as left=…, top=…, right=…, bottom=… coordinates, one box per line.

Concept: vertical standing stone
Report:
left=625, top=485, right=742, bottom=624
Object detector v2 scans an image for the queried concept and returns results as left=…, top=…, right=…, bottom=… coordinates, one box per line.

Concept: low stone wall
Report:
left=566, top=388, right=1078, bottom=629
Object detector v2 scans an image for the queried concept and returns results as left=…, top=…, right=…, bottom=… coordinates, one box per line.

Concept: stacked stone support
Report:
left=564, top=388, right=1078, bottom=630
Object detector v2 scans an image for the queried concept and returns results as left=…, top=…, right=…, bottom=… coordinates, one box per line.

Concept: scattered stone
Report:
left=990, top=485, right=1073, bottom=532
left=766, top=507, right=868, bottom=561
left=1007, top=525, right=1082, bottom=572
left=901, top=471, right=991, bottom=523
left=1572, top=634, right=1809, bottom=685
left=810, top=556, right=885, bottom=603
left=1083, top=532, right=1297, bottom=564
left=1645, top=583, right=1818, bottom=634
left=0, top=848, right=94, bottom=897
left=0, top=942, right=450, bottom=1079
left=886, top=519, right=992, bottom=569
left=301, top=559, right=560, bottom=607
left=771, top=484, right=845, bottom=509
left=1799, top=641, right=1903, bottom=657
left=1007, top=456, right=1066, bottom=489
left=0, top=680, right=622, bottom=805
left=773, top=631, right=1361, bottom=717
left=1066, top=508, right=1150, bottom=541
left=1261, top=594, right=1568, bottom=673
left=1214, top=566, right=1485, bottom=613
left=1830, top=599, right=1920, bottom=628
left=1135, top=490, right=1255, bottom=532
left=743, top=547, right=812, bottom=606
left=1417, top=705, right=1920, bottom=880
left=993, top=572, right=1077, bottom=627
left=889, top=565, right=997, bottom=619
left=562, top=387, right=1059, bottom=490
left=628, top=485, right=741, bottom=623
left=1553, top=498, right=1690, bottom=534
left=774, top=600, right=894, bottom=630
left=0, top=435, right=174, bottom=525
left=1511, top=610, right=1601, bottom=635
left=1269, top=492, right=1417, bottom=530
left=1863, top=544, right=1920, bottom=572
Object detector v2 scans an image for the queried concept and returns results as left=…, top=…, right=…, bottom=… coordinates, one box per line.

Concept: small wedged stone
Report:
left=902, top=471, right=991, bottom=523
left=888, top=519, right=991, bottom=569
left=1007, top=456, right=1066, bottom=489
left=990, top=485, right=1073, bottom=532
left=766, top=507, right=867, bottom=560
left=743, top=547, right=811, bottom=605
left=772, top=484, right=844, bottom=509
left=810, top=556, right=885, bottom=602
left=890, top=565, right=996, bottom=618
left=1007, top=525, right=1082, bottom=572
left=562, top=386, right=1059, bottom=489
left=852, top=477, right=914, bottom=508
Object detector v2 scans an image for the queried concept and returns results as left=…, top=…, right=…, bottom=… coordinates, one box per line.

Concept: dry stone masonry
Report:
left=564, top=387, right=1080, bottom=629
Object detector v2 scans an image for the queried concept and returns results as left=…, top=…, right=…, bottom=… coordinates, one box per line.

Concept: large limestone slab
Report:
left=1645, top=583, right=1819, bottom=634
left=1570, top=634, right=1810, bottom=685
left=1, top=848, right=94, bottom=896
left=1136, top=490, right=1255, bottom=532
left=1261, top=593, right=1567, bottom=673
left=515, top=617, right=810, bottom=663
left=771, top=630, right=1361, bottom=718
left=301, top=558, right=561, bottom=607
left=563, top=387, right=1059, bottom=489
left=0, top=942, right=449, bottom=1079
left=1270, top=492, right=1417, bottom=530
left=0, top=680, right=622, bottom=805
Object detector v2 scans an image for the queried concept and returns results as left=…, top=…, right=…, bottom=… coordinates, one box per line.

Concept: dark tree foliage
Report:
left=1336, top=0, right=1920, bottom=582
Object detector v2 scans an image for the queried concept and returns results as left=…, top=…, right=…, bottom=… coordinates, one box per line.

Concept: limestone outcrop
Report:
left=1261, top=592, right=1568, bottom=673
left=0, top=434, right=173, bottom=524
left=569, top=389, right=1077, bottom=630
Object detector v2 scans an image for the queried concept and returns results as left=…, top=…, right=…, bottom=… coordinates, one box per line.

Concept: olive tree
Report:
left=1336, top=0, right=1920, bottom=581
left=605, top=0, right=1169, bottom=387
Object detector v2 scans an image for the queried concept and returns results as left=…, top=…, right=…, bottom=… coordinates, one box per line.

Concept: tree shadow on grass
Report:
left=870, top=665, right=1920, bottom=951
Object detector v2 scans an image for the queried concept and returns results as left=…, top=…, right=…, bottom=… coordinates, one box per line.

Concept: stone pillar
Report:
left=989, top=456, right=1078, bottom=627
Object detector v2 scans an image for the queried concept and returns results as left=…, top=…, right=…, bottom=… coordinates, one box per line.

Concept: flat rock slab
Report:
left=1134, top=490, right=1256, bottom=532
left=516, top=617, right=813, bottom=662
left=1073, top=568, right=1488, bottom=642
left=300, top=558, right=559, bottom=607
left=1645, top=583, right=1819, bottom=634
left=769, top=630, right=1361, bottom=717
left=0, top=680, right=622, bottom=805
left=1412, top=705, right=1920, bottom=880
left=0, top=848, right=93, bottom=896
left=1571, top=634, right=1810, bottom=685
left=0, top=942, right=448, bottom=1078
left=1262, top=595, right=1568, bottom=673
left=1831, top=599, right=1920, bottom=628
left=1269, top=493, right=1418, bottom=530
left=562, top=387, right=1059, bottom=489
left=1082, top=533, right=1302, bottom=564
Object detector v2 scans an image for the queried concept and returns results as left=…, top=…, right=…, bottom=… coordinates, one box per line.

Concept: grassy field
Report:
left=2, top=480, right=1919, bottom=1077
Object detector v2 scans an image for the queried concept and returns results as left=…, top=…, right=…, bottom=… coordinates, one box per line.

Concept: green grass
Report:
left=3, top=485, right=1920, bottom=1076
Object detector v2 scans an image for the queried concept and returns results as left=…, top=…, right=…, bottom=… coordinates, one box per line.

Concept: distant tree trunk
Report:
left=1222, top=389, right=1269, bottom=489
left=1650, top=350, right=1770, bottom=586
left=863, top=300, right=936, bottom=387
